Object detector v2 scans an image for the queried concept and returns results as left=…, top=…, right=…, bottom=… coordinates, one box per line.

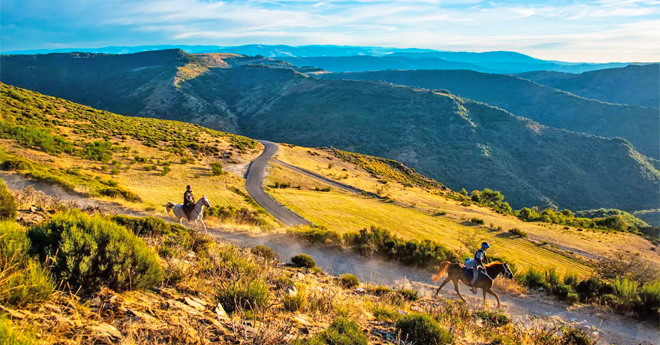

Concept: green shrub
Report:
left=508, top=228, right=528, bottom=238
left=0, top=179, right=17, bottom=221
left=0, top=158, right=32, bottom=171
left=519, top=267, right=545, bottom=288
left=210, top=162, right=223, bottom=176
left=636, top=280, right=660, bottom=318
left=567, top=293, right=579, bottom=305
left=111, top=215, right=188, bottom=238
left=291, top=254, right=316, bottom=268
left=474, top=310, right=510, bottom=327
left=371, top=285, right=393, bottom=296
left=217, top=279, right=271, bottom=314
left=372, top=303, right=399, bottom=321
left=160, top=166, right=171, bottom=176
left=544, top=267, right=561, bottom=286
left=561, top=326, right=595, bottom=345
left=294, top=317, right=368, bottom=345
left=398, top=289, right=419, bottom=301
left=613, top=277, right=638, bottom=306
left=283, top=283, right=307, bottom=312
left=0, top=314, right=37, bottom=345
left=343, top=226, right=457, bottom=267
left=251, top=244, right=277, bottom=261
left=100, top=187, right=142, bottom=202
left=296, top=227, right=343, bottom=246
left=552, top=283, right=571, bottom=300
left=396, top=313, right=453, bottom=345
left=27, top=210, right=163, bottom=292
left=0, top=221, right=55, bottom=306
left=564, top=272, right=580, bottom=287
left=339, top=274, right=360, bottom=288
left=470, top=217, right=484, bottom=225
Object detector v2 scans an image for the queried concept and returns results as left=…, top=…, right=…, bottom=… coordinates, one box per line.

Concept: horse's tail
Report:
left=165, top=202, right=175, bottom=214
left=432, top=261, right=451, bottom=282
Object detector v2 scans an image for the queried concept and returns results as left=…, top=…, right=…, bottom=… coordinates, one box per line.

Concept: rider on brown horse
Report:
left=469, top=242, right=490, bottom=294
left=183, top=185, right=195, bottom=220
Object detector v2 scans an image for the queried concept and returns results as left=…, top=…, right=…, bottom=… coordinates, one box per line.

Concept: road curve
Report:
left=245, top=141, right=311, bottom=226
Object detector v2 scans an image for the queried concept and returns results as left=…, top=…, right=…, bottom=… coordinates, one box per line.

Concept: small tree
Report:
left=211, top=162, right=223, bottom=176
left=0, top=179, right=17, bottom=221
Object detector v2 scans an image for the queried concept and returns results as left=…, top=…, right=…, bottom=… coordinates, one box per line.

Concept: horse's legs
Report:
left=482, top=288, right=488, bottom=309
left=179, top=217, right=184, bottom=226
left=199, top=219, right=207, bottom=233
left=486, top=287, right=501, bottom=309
left=454, top=280, right=467, bottom=303
left=434, top=277, right=451, bottom=297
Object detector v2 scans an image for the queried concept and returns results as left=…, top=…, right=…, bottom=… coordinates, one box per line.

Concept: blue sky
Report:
left=1, top=0, right=659, bottom=62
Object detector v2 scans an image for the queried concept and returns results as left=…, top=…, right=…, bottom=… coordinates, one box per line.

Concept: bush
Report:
left=636, top=280, right=660, bottom=318
left=544, top=267, right=561, bottom=286
left=613, top=277, right=638, bottom=306
left=567, top=293, right=579, bottom=305
left=0, top=314, right=37, bottom=345
left=294, top=317, right=368, bottom=345
left=251, top=244, right=277, bottom=261
left=474, top=310, right=510, bottom=327
left=470, top=217, right=484, bottom=225
left=339, top=274, right=360, bottom=288
left=0, top=179, right=17, bottom=221
left=398, top=289, right=420, bottom=301
left=561, top=326, right=595, bottom=345
left=210, top=162, right=223, bottom=176
left=100, top=187, right=142, bottom=202
left=0, top=221, right=55, bottom=306
left=519, top=267, right=545, bottom=288
left=508, top=228, right=528, bottom=237
left=372, top=303, right=399, bottom=321
left=291, top=254, right=316, bottom=268
left=217, top=279, right=271, bottom=314
left=344, top=226, right=457, bottom=267
left=283, top=283, right=307, bottom=312
left=112, top=215, right=179, bottom=236
left=27, top=210, right=163, bottom=292
left=371, top=285, right=393, bottom=296
left=160, top=166, right=171, bottom=176
left=296, top=227, right=343, bottom=246
left=396, top=313, right=453, bottom=345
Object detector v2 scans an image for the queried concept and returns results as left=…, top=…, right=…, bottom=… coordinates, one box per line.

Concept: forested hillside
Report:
left=318, top=69, right=660, bottom=159
left=517, top=64, right=660, bottom=108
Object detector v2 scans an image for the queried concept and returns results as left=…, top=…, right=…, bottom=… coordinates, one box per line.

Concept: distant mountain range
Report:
left=2, top=44, right=630, bottom=74
left=318, top=70, right=660, bottom=159
left=516, top=64, right=660, bottom=109
left=1, top=49, right=657, bottom=212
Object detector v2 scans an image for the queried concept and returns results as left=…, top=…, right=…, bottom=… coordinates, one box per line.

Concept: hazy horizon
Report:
left=2, top=0, right=659, bottom=63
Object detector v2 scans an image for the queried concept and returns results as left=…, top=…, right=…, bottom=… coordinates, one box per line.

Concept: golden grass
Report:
left=275, top=145, right=660, bottom=267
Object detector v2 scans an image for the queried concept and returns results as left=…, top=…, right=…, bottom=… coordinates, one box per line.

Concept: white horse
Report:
left=166, top=196, right=211, bottom=233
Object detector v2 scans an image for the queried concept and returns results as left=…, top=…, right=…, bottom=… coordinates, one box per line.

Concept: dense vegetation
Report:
left=319, top=69, right=660, bottom=159
left=517, top=64, right=659, bottom=108
left=1, top=51, right=657, bottom=211
left=295, top=225, right=458, bottom=267
left=27, top=210, right=163, bottom=292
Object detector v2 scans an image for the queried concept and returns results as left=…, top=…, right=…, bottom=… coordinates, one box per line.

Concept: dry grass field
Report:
left=269, top=145, right=660, bottom=275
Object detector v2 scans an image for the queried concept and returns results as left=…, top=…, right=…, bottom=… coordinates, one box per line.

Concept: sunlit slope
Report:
left=0, top=83, right=270, bottom=225
left=265, top=145, right=660, bottom=274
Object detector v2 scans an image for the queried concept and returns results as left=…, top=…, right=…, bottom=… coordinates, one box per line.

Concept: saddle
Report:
left=465, top=266, right=489, bottom=284
left=183, top=204, right=194, bottom=220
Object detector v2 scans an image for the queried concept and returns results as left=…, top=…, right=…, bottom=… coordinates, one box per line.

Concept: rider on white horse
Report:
left=166, top=186, right=211, bottom=233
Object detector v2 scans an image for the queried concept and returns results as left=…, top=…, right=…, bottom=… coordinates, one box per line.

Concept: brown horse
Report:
left=432, top=261, right=513, bottom=308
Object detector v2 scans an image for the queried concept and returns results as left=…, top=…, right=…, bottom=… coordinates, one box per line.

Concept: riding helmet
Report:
left=481, top=241, right=490, bottom=248
left=186, top=185, right=191, bottom=189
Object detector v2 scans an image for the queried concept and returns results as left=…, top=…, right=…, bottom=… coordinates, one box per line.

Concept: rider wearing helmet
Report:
left=469, top=242, right=490, bottom=293
left=183, top=185, right=195, bottom=219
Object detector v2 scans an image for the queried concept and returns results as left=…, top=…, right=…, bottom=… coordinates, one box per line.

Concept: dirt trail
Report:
left=4, top=173, right=658, bottom=345
left=210, top=228, right=658, bottom=345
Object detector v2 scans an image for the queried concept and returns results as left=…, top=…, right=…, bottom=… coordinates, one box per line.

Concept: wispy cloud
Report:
left=1, top=0, right=658, bottom=61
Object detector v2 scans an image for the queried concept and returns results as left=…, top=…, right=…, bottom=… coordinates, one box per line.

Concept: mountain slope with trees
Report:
left=319, top=70, right=659, bottom=159
left=516, top=64, right=660, bottom=108
left=0, top=50, right=658, bottom=211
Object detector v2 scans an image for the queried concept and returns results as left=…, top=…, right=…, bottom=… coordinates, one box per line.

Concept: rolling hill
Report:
left=516, top=64, right=660, bottom=108
left=1, top=50, right=658, bottom=211
left=318, top=69, right=660, bottom=159
left=2, top=44, right=627, bottom=73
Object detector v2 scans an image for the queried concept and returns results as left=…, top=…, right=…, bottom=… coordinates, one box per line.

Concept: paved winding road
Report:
left=245, top=141, right=311, bottom=226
